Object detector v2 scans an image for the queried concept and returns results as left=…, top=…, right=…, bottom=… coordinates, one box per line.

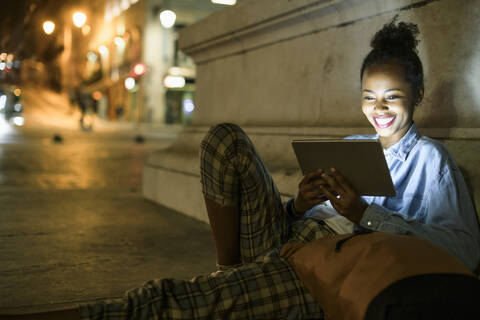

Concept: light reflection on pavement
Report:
left=0, top=124, right=216, bottom=313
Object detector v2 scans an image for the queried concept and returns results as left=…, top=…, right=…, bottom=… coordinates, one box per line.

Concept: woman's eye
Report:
left=363, top=96, right=375, bottom=101
left=387, top=95, right=400, bottom=101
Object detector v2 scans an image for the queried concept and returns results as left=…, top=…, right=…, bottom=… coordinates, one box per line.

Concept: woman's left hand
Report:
left=318, top=168, right=368, bottom=224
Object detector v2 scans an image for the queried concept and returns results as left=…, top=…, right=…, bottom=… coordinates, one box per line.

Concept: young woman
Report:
left=3, top=18, right=479, bottom=320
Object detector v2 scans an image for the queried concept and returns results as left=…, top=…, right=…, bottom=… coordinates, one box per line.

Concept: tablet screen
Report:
left=291, top=139, right=396, bottom=196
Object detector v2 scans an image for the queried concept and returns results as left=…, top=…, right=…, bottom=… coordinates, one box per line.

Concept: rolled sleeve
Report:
left=360, top=203, right=410, bottom=234
left=359, top=204, right=479, bottom=271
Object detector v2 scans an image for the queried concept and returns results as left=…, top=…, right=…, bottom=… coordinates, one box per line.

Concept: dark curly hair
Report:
left=360, top=16, right=424, bottom=106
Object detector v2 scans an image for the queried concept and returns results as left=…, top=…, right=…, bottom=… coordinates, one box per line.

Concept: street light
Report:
left=125, top=77, right=136, bottom=90
left=159, top=10, right=176, bottom=28
left=211, top=0, right=236, bottom=5
left=73, top=12, right=87, bottom=28
left=82, top=25, right=91, bottom=35
left=98, top=45, right=109, bottom=56
left=43, top=21, right=55, bottom=35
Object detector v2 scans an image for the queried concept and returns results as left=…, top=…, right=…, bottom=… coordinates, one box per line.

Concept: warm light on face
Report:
left=73, top=12, right=87, bottom=28
left=159, top=10, right=176, bottom=28
left=361, top=63, right=414, bottom=148
left=43, top=21, right=55, bottom=35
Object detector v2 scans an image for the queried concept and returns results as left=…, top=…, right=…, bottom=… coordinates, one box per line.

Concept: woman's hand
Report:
left=319, top=168, right=368, bottom=224
left=294, top=169, right=329, bottom=215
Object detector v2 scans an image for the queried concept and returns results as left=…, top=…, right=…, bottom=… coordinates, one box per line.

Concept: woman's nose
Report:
left=374, top=101, right=389, bottom=110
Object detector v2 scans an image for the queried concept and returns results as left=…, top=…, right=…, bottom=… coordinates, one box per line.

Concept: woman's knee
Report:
left=200, top=123, right=248, bottom=153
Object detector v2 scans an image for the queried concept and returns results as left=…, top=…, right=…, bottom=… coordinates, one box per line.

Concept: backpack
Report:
left=280, top=231, right=480, bottom=320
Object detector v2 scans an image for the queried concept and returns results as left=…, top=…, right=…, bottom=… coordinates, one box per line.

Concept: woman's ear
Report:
left=415, top=87, right=424, bottom=107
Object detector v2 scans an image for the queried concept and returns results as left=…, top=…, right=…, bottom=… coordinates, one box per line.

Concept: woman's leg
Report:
left=77, top=249, right=323, bottom=320
left=200, top=123, right=289, bottom=265
left=76, top=123, right=333, bottom=319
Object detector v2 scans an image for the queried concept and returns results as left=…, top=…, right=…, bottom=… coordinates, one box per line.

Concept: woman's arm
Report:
left=358, top=167, right=480, bottom=271
left=314, top=164, right=480, bottom=271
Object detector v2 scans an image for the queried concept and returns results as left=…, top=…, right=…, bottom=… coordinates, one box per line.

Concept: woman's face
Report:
left=361, top=62, right=415, bottom=148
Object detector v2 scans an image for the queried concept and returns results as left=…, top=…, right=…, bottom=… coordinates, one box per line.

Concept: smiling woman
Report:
left=361, top=62, right=416, bottom=148
left=359, top=19, right=424, bottom=149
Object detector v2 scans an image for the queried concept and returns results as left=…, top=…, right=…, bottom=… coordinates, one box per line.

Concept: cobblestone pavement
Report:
left=0, top=126, right=216, bottom=313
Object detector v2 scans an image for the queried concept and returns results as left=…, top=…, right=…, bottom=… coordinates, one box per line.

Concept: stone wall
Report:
left=143, top=0, right=480, bottom=223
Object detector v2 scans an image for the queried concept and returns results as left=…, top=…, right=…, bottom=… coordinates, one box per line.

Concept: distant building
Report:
left=59, top=0, right=229, bottom=125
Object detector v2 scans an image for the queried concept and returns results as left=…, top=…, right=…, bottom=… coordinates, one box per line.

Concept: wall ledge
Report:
left=179, top=0, right=439, bottom=64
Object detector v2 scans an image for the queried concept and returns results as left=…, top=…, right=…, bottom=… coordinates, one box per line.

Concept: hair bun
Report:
left=371, top=16, right=420, bottom=54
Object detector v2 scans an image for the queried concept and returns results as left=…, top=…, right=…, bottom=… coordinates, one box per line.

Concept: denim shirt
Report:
left=341, top=122, right=480, bottom=271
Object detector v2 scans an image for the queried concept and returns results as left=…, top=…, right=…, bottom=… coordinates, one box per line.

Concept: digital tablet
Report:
left=291, top=139, right=396, bottom=196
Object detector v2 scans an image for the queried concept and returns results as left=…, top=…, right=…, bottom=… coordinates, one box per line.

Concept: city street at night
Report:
left=0, top=87, right=216, bottom=313
left=2, top=0, right=480, bottom=318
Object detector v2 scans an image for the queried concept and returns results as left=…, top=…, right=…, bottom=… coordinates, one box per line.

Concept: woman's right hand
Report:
left=294, top=169, right=329, bottom=214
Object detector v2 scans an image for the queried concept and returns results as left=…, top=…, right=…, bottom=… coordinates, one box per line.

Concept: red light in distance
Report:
left=132, top=63, right=146, bottom=77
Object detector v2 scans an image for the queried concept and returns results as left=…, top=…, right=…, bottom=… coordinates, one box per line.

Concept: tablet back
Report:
left=291, top=140, right=396, bottom=196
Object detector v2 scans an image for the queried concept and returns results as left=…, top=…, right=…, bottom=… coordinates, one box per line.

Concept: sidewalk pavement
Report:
left=0, top=85, right=217, bottom=314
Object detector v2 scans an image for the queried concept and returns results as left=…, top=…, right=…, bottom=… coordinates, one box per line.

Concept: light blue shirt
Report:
left=343, top=122, right=480, bottom=271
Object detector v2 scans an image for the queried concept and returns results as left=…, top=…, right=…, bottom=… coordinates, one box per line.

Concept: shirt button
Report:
left=367, top=221, right=372, bottom=226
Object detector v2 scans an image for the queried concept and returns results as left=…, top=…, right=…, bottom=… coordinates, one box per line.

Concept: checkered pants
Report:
left=79, top=123, right=334, bottom=320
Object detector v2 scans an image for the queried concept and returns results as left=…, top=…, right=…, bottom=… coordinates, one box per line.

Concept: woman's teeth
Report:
left=374, top=116, right=395, bottom=128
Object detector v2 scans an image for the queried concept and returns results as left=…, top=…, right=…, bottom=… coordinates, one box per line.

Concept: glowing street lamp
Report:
left=98, top=45, right=109, bottom=56
left=43, top=21, right=55, bottom=35
left=73, top=12, right=87, bottom=28
left=159, top=10, right=176, bottom=28
left=82, top=25, right=91, bottom=35
left=163, top=75, right=185, bottom=88
left=132, top=63, right=146, bottom=77
left=211, top=0, right=236, bottom=5
left=124, top=77, right=136, bottom=90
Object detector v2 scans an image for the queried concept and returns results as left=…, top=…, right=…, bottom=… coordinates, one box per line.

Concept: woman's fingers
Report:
left=330, top=168, right=355, bottom=194
left=299, top=169, right=323, bottom=187
left=319, top=185, right=341, bottom=204
left=303, top=189, right=327, bottom=201
left=320, top=170, right=346, bottom=196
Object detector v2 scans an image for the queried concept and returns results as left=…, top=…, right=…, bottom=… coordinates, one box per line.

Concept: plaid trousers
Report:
left=78, top=123, right=334, bottom=319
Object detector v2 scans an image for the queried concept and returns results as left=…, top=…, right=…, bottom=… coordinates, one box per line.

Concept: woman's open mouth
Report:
left=373, top=115, right=396, bottom=129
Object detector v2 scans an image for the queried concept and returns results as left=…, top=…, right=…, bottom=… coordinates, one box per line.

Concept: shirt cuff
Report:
left=285, top=197, right=302, bottom=221
left=360, top=203, right=411, bottom=235
left=359, top=203, right=390, bottom=230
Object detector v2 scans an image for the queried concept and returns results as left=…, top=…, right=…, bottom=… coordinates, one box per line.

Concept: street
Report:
left=0, top=87, right=216, bottom=313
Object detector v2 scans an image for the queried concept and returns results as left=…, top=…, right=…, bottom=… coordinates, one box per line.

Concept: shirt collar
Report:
left=383, top=122, right=421, bottom=162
